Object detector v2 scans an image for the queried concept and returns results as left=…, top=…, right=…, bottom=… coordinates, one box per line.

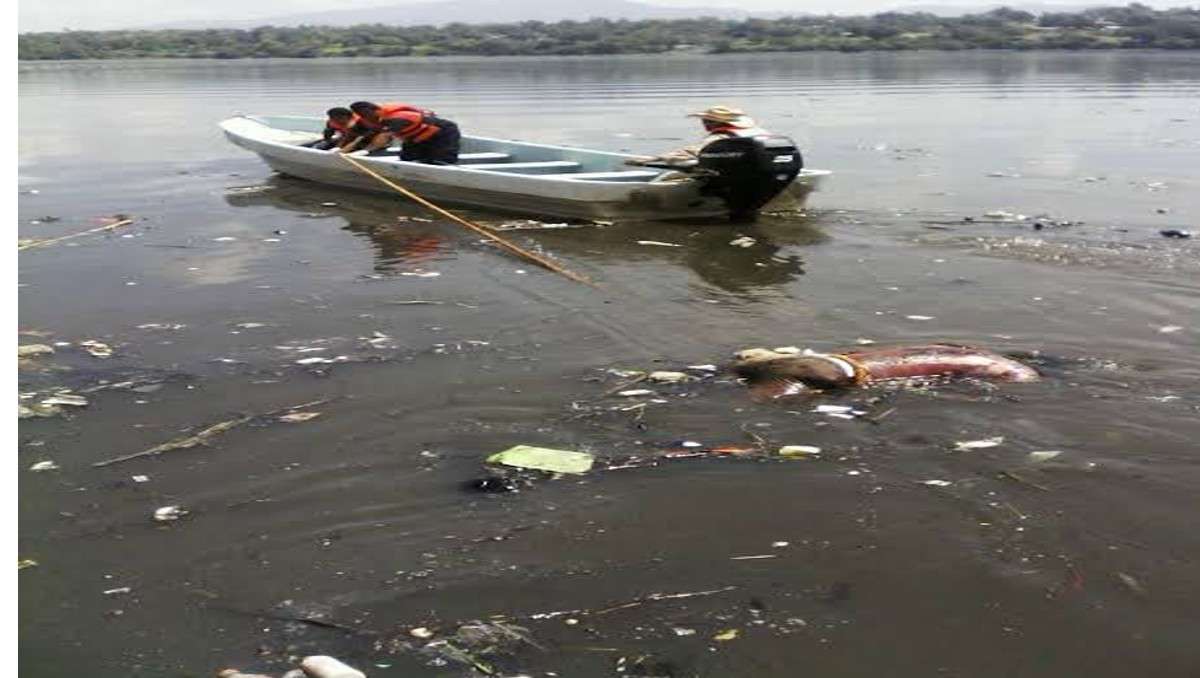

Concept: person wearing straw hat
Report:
left=626, top=105, right=771, bottom=167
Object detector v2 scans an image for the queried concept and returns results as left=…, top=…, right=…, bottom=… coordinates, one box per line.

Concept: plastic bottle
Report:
left=299, top=656, right=366, bottom=678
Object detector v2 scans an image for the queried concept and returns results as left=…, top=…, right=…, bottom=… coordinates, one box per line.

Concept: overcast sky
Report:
left=18, top=0, right=1177, bottom=33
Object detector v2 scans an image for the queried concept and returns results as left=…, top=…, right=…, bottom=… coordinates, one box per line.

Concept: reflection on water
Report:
left=225, top=174, right=826, bottom=292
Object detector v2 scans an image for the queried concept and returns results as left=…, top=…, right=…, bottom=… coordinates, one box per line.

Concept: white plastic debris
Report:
left=299, top=655, right=366, bottom=678
left=212, top=236, right=238, bottom=242
left=772, top=541, right=790, bottom=548
left=103, top=586, right=132, bottom=596
left=648, top=371, right=689, bottom=383
left=1158, top=325, right=1183, bottom=334
left=686, top=364, right=719, bottom=372
left=29, top=460, right=60, bottom=472
left=618, top=389, right=655, bottom=397
left=905, top=315, right=935, bottom=321
left=40, top=393, right=88, bottom=407
left=409, top=627, right=434, bottom=639
left=153, top=506, right=187, bottom=522
left=637, top=240, right=682, bottom=247
left=79, top=340, right=113, bottom=358
left=778, top=445, right=821, bottom=458
left=954, top=436, right=1004, bottom=451
left=132, top=475, right=150, bottom=483
left=279, top=412, right=321, bottom=423
left=672, top=627, right=697, bottom=636
left=1027, top=450, right=1063, bottom=463
left=855, top=338, right=876, bottom=345
left=920, top=480, right=953, bottom=487
left=729, top=236, right=757, bottom=248
left=400, top=271, right=441, bottom=278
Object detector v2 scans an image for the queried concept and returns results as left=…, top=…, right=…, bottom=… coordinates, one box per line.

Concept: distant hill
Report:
left=148, top=0, right=754, bottom=29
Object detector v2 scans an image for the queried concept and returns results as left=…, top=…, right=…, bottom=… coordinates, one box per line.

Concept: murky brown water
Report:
left=18, top=52, right=1200, bottom=677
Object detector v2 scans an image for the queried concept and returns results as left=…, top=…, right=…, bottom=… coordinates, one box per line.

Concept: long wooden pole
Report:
left=338, top=153, right=595, bottom=286
left=18, top=218, right=134, bottom=251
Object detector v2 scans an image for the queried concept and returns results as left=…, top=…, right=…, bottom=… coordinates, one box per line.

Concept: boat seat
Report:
left=555, top=170, right=662, bottom=182
left=465, top=161, right=582, bottom=175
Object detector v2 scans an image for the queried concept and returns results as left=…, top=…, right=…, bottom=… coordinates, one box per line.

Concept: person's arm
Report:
left=359, top=131, right=394, bottom=153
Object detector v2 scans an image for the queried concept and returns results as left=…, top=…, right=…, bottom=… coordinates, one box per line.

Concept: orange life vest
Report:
left=358, top=102, right=430, bottom=132
left=378, top=108, right=442, bottom=143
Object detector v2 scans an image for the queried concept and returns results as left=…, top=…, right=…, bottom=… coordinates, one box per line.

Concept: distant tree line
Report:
left=18, top=4, right=1200, bottom=60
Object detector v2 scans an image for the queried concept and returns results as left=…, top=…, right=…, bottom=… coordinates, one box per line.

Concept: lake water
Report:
left=18, top=52, right=1200, bottom=677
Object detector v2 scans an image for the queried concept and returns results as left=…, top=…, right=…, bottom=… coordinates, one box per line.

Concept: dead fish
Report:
left=733, top=343, right=1039, bottom=398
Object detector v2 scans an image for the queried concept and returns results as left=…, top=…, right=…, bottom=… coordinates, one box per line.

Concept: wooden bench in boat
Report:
left=554, top=170, right=662, bottom=182
left=463, top=161, right=582, bottom=175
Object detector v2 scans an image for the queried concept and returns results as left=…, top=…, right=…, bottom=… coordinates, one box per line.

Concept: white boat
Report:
left=220, top=115, right=830, bottom=221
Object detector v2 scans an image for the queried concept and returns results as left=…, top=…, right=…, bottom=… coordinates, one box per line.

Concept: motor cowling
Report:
left=697, top=135, right=803, bottom=220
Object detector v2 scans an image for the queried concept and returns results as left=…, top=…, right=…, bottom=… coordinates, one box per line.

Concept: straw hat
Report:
left=687, top=105, right=757, bottom=128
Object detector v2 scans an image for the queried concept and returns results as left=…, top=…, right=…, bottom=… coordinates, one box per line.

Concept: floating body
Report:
left=220, top=115, right=831, bottom=221
left=733, top=343, right=1039, bottom=396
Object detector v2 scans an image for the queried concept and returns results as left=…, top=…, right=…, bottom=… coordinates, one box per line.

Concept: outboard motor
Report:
left=697, top=135, right=803, bottom=221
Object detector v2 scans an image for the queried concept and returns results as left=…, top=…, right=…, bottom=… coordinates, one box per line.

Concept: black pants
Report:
left=302, top=138, right=337, bottom=150
left=400, top=121, right=461, bottom=165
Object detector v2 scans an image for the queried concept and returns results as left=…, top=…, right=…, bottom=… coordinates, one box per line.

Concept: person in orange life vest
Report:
left=626, top=105, right=770, bottom=168
left=343, top=100, right=461, bottom=164
left=337, top=101, right=426, bottom=153
left=302, top=107, right=360, bottom=150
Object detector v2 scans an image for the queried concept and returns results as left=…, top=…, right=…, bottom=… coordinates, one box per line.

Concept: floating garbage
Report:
left=79, top=340, right=113, bottom=358
left=486, top=445, right=594, bottom=475
left=920, top=480, right=953, bottom=487
left=18, top=559, right=38, bottom=570
left=954, top=436, right=1004, bottom=451
left=278, top=412, right=322, bottom=423
left=905, top=315, right=935, bottom=321
left=40, top=393, right=88, bottom=408
left=1158, top=325, right=1183, bottom=334
left=212, top=236, right=238, bottom=242
left=778, top=445, right=821, bottom=458
left=647, top=371, right=689, bottom=384
left=400, top=271, right=441, bottom=278
left=712, top=629, right=740, bottom=641
left=19, top=403, right=62, bottom=419
left=729, top=236, right=757, bottom=248
left=637, top=240, right=682, bottom=247
left=28, top=460, right=60, bottom=472
left=17, top=344, right=54, bottom=358
left=299, top=656, right=366, bottom=678
left=1027, top=450, right=1063, bottom=463
left=153, top=505, right=187, bottom=522
left=1160, top=229, right=1192, bottom=239
left=617, top=389, right=655, bottom=397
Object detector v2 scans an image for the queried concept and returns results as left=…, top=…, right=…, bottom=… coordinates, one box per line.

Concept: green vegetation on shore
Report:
left=18, top=4, right=1200, bottom=60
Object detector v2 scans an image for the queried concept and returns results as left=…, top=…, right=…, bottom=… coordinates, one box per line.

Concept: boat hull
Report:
left=220, top=116, right=829, bottom=221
